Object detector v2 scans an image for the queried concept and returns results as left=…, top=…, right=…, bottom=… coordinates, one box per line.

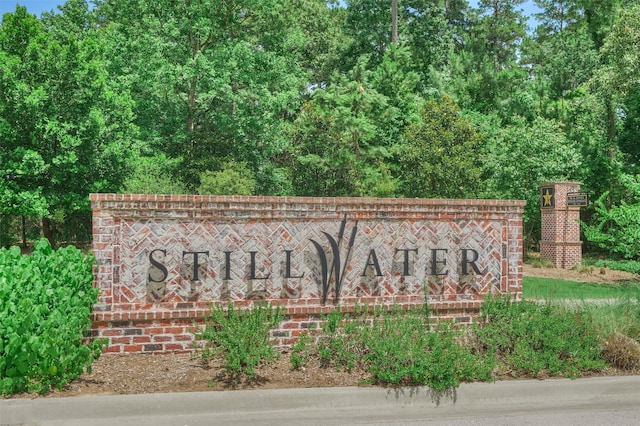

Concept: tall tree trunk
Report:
left=606, top=97, right=617, bottom=158
left=42, top=217, right=55, bottom=248
left=391, top=0, right=398, bottom=43
left=22, top=216, right=27, bottom=249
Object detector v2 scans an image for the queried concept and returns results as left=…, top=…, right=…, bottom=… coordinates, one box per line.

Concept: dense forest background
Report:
left=1, top=0, right=639, bottom=259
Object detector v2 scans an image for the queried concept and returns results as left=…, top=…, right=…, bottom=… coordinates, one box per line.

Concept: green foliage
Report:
left=0, top=5, right=137, bottom=244
left=523, top=276, right=640, bottom=300
left=288, top=57, right=398, bottom=197
left=599, top=4, right=640, bottom=97
left=315, top=306, right=492, bottom=392
left=292, top=0, right=349, bottom=86
left=475, top=296, right=606, bottom=378
left=587, top=298, right=640, bottom=343
left=197, top=295, right=640, bottom=391
left=343, top=0, right=453, bottom=80
left=561, top=90, right=620, bottom=199
left=528, top=20, right=598, bottom=103
left=316, top=308, right=361, bottom=371
left=474, top=0, right=527, bottom=69
left=122, top=154, right=187, bottom=195
left=198, top=162, right=256, bottom=196
left=3, top=0, right=640, bottom=249
left=97, top=0, right=306, bottom=194
left=0, top=239, right=104, bottom=395
left=398, top=96, right=483, bottom=198
left=369, top=44, right=422, bottom=151
left=481, top=116, right=581, bottom=243
left=583, top=174, right=640, bottom=260
left=360, top=310, right=493, bottom=391
left=453, top=0, right=529, bottom=119
left=194, top=302, right=284, bottom=382
left=0, top=215, right=18, bottom=248
left=593, top=259, right=640, bottom=275
left=618, top=87, right=640, bottom=174
left=290, top=331, right=314, bottom=371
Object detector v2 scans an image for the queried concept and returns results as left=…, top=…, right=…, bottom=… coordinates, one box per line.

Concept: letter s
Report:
left=148, top=249, right=168, bottom=282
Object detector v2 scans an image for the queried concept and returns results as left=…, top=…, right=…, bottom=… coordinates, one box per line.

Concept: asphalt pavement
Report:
left=2, top=375, right=640, bottom=426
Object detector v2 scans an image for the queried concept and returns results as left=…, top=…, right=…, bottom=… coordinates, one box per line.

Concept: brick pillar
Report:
left=539, top=182, right=582, bottom=269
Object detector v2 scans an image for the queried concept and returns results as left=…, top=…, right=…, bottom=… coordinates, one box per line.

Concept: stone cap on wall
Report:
left=90, top=193, right=526, bottom=220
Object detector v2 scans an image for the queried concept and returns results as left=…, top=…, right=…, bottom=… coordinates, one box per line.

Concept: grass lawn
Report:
left=523, top=276, right=640, bottom=300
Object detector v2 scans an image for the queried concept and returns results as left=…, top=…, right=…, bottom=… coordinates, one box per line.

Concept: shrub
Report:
left=194, top=302, right=284, bottom=383
left=315, top=306, right=493, bottom=392
left=122, top=154, right=188, bottom=194
left=0, top=239, right=104, bottom=395
left=198, top=161, right=255, bottom=196
left=316, top=308, right=363, bottom=372
left=361, top=311, right=493, bottom=391
left=583, top=174, right=640, bottom=260
left=602, top=332, right=640, bottom=370
left=474, top=296, right=606, bottom=378
left=290, top=331, right=313, bottom=371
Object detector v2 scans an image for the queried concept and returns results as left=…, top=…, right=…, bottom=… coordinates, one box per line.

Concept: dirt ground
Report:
left=12, top=263, right=640, bottom=399
left=48, top=351, right=370, bottom=398
left=522, top=262, right=639, bottom=284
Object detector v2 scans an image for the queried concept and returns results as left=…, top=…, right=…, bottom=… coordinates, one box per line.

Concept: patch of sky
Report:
left=468, top=0, right=542, bottom=29
left=2, top=0, right=543, bottom=31
left=1, top=1, right=63, bottom=17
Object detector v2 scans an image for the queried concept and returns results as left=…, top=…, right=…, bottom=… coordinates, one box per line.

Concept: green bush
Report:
left=290, top=331, right=313, bottom=371
left=194, top=301, right=284, bottom=383
left=474, top=296, right=606, bottom=378
left=0, top=239, right=104, bottom=395
left=315, top=306, right=493, bottom=392
left=316, top=308, right=362, bottom=372
left=593, top=259, right=640, bottom=275
left=361, top=310, right=493, bottom=391
left=583, top=174, right=640, bottom=260
left=122, top=154, right=188, bottom=194
left=198, top=161, right=256, bottom=196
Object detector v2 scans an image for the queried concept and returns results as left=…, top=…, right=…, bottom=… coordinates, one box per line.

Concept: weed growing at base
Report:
left=192, top=297, right=632, bottom=392
left=292, top=297, right=613, bottom=390
left=313, top=305, right=492, bottom=392
left=290, top=330, right=314, bottom=371
left=194, top=301, right=284, bottom=384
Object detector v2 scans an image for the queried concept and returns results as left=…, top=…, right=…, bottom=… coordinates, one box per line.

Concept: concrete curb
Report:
left=3, top=376, right=640, bottom=425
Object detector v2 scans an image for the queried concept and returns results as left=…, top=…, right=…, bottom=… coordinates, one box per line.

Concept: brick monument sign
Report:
left=90, top=194, right=525, bottom=353
left=540, top=182, right=585, bottom=269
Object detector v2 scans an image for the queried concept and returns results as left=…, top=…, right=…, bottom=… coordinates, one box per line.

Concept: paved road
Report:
left=2, top=376, right=640, bottom=425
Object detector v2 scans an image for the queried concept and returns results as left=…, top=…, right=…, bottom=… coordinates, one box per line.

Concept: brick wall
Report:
left=90, top=194, right=526, bottom=353
left=540, top=182, right=582, bottom=269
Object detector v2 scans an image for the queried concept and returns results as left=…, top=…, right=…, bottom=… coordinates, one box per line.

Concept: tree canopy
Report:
left=1, top=0, right=639, bottom=258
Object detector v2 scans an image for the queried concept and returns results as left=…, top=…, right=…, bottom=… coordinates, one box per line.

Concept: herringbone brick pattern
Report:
left=91, top=194, right=526, bottom=353
left=113, top=217, right=508, bottom=305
